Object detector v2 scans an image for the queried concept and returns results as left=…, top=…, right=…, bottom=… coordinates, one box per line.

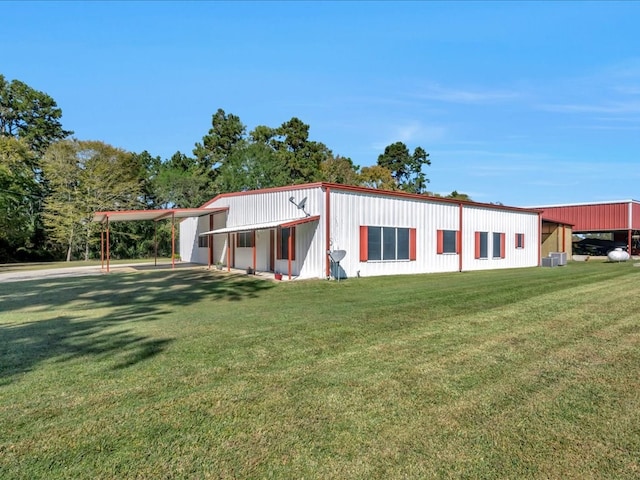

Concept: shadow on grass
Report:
left=0, top=269, right=275, bottom=384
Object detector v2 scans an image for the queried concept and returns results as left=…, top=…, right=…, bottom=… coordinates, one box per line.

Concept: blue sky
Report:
left=3, top=1, right=640, bottom=206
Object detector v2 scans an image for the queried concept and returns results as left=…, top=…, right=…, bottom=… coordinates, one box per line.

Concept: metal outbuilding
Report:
left=180, top=183, right=542, bottom=280
left=530, top=200, right=640, bottom=255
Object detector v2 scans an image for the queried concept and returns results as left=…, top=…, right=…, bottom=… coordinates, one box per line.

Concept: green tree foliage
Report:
left=0, top=137, right=40, bottom=259
left=446, top=190, right=472, bottom=201
left=153, top=152, right=211, bottom=208
left=0, top=74, right=74, bottom=261
left=214, top=142, right=289, bottom=192
left=250, top=117, right=332, bottom=185
left=318, top=155, right=360, bottom=185
left=0, top=74, right=73, bottom=156
left=41, top=140, right=142, bottom=261
left=193, top=108, right=246, bottom=175
left=359, top=164, right=398, bottom=191
left=377, top=142, right=431, bottom=194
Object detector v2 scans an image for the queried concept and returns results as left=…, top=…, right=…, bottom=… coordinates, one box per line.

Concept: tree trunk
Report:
left=84, top=227, right=90, bottom=261
left=66, top=226, right=73, bottom=262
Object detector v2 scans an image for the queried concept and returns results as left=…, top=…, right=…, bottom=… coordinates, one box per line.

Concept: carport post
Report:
left=106, top=216, right=110, bottom=273
left=171, top=211, right=175, bottom=269
left=154, top=222, right=158, bottom=267
left=100, top=225, right=104, bottom=270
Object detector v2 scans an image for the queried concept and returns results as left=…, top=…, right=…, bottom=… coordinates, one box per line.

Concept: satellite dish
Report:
left=289, top=196, right=310, bottom=217
left=327, top=250, right=347, bottom=281
left=328, top=250, right=346, bottom=262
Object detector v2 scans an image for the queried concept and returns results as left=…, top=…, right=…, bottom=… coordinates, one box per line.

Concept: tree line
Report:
left=0, top=74, right=469, bottom=263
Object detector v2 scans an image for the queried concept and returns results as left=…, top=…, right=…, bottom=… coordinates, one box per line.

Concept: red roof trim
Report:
left=92, top=207, right=229, bottom=223
left=279, top=215, right=320, bottom=228
left=541, top=216, right=575, bottom=227
left=201, top=182, right=540, bottom=215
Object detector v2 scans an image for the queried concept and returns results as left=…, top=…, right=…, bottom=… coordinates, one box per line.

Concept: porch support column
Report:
left=288, top=231, right=292, bottom=280
left=227, top=233, right=231, bottom=272
left=252, top=230, right=257, bottom=271
left=208, top=214, right=213, bottom=269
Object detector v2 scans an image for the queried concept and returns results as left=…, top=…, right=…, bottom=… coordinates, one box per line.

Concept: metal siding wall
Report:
left=632, top=202, right=640, bottom=230
left=179, top=217, right=198, bottom=262
left=216, top=187, right=323, bottom=228
left=182, top=186, right=540, bottom=278
left=329, top=190, right=462, bottom=278
left=462, top=206, right=538, bottom=271
left=185, top=186, right=325, bottom=276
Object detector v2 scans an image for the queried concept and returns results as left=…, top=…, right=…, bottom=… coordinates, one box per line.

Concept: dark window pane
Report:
left=480, top=232, right=488, bottom=258
left=382, top=227, right=396, bottom=260
left=493, top=232, right=501, bottom=258
left=397, top=228, right=409, bottom=260
left=280, top=228, right=290, bottom=258
left=368, top=227, right=382, bottom=260
left=443, top=230, right=456, bottom=253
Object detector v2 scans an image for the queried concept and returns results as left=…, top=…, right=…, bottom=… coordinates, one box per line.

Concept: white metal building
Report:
left=180, top=183, right=541, bottom=280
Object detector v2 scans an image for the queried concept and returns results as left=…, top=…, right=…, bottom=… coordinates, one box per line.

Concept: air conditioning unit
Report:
left=541, top=256, right=558, bottom=267
left=549, top=252, right=567, bottom=266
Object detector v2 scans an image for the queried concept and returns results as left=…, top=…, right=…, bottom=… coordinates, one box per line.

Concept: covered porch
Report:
left=199, top=215, right=320, bottom=280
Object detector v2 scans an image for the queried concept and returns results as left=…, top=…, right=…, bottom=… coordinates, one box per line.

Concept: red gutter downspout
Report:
left=538, top=213, right=542, bottom=266
left=458, top=203, right=463, bottom=272
left=106, top=216, right=110, bottom=273
left=325, top=186, right=331, bottom=278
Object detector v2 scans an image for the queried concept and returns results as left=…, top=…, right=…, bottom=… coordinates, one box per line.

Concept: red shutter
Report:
left=500, top=233, right=506, bottom=258
left=515, top=233, right=519, bottom=249
left=409, top=228, right=417, bottom=261
left=474, top=231, right=481, bottom=259
left=276, top=228, right=282, bottom=260
left=359, top=226, right=368, bottom=262
left=521, top=234, right=525, bottom=249
left=436, top=230, right=444, bottom=254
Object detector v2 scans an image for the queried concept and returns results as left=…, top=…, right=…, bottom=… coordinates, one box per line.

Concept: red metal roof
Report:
left=92, top=207, right=228, bottom=223
left=534, top=201, right=637, bottom=231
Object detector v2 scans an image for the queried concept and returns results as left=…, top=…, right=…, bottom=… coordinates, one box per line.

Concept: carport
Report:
left=92, top=207, right=228, bottom=272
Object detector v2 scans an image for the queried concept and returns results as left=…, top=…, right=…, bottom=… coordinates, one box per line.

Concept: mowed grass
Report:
left=1, top=262, right=639, bottom=479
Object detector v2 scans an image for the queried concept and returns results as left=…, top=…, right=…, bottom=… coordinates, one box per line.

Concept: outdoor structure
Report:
left=92, top=208, right=227, bottom=272
left=179, top=183, right=541, bottom=280
left=540, top=218, right=573, bottom=259
left=530, top=200, right=640, bottom=256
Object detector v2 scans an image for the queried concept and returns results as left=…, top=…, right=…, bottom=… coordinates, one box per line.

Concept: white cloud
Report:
left=371, top=122, right=447, bottom=151
left=414, top=83, right=521, bottom=104
left=539, top=101, right=640, bottom=114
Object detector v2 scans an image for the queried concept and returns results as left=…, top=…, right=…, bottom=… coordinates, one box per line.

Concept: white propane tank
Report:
left=607, top=248, right=630, bottom=262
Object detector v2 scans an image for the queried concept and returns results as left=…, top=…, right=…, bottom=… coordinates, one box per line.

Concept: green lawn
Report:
left=1, top=262, right=639, bottom=479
